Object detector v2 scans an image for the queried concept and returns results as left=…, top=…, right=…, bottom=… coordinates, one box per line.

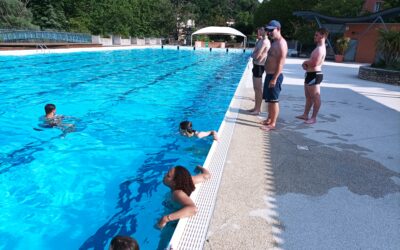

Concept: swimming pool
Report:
left=0, top=48, right=249, bottom=250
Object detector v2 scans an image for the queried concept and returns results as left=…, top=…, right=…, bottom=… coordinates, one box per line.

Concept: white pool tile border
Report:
left=167, top=58, right=252, bottom=250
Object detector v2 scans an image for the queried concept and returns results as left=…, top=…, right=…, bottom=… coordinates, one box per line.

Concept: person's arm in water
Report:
left=192, top=166, right=211, bottom=184
left=195, top=130, right=219, bottom=141
left=157, top=190, right=198, bottom=229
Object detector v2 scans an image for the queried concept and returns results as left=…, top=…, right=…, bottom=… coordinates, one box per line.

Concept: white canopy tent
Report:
left=190, top=26, right=247, bottom=48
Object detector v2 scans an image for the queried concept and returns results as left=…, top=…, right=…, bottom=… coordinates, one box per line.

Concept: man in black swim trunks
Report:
left=249, top=27, right=270, bottom=115
left=296, top=28, right=329, bottom=124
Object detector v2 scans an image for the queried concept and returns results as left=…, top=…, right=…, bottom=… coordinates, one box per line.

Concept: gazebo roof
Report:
left=192, top=26, right=246, bottom=37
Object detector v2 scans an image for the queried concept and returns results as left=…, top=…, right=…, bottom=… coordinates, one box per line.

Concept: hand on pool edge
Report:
left=157, top=215, right=169, bottom=229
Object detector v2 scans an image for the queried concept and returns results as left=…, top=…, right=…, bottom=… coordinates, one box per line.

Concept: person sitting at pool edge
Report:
left=179, top=121, right=219, bottom=141
left=109, top=235, right=139, bottom=250
left=157, top=165, right=211, bottom=229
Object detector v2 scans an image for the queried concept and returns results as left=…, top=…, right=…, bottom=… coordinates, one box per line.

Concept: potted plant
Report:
left=335, top=36, right=350, bottom=62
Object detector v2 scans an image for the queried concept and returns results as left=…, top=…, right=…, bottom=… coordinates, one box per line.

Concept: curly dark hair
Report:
left=110, top=235, right=139, bottom=250
left=179, top=121, right=194, bottom=133
left=173, top=166, right=195, bottom=196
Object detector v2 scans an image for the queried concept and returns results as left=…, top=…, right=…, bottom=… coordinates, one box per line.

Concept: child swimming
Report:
left=179, top=121, right=218, bottom=141
left=39, top=103, right=75, bottom=132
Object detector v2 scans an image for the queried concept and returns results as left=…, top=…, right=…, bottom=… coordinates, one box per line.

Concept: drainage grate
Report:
left=168, top=58, right=252, bottom=250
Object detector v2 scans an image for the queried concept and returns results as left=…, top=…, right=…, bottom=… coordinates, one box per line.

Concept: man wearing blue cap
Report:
left=260, top=20, right=288, bottom=131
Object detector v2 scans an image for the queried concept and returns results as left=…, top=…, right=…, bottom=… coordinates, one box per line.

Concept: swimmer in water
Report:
left=158, top=165, right=211, bottom=229
left=39, top=103, right=75, bottom=132
left=179, top=121, right=218, bottom=141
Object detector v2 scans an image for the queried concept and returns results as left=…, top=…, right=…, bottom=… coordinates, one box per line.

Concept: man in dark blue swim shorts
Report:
left=263, top=73, right=283, bottom=103
left=260, top=20, right=288, bottom=131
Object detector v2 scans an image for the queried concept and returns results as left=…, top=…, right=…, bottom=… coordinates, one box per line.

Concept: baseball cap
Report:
left=265, top=20, right=281, bottom=31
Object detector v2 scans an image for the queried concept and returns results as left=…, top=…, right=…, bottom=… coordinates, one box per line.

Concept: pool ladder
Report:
left=36, top=43, right=48, bottom=53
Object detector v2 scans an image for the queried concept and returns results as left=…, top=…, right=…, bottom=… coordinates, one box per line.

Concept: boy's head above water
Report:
left=44, top=103, right=56, bottom=115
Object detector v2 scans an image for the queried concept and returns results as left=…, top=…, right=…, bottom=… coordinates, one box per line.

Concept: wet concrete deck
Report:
left=205, top=58, right=400, bottom=250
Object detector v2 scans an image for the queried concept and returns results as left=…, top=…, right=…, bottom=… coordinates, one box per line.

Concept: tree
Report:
left=383, top=0, right=400, bottom=9
left=0, top=0, right=37, bottom=29
left=383, top=0, right=400, bottom=23
left=254, top=0, right=318, bottom=39
left=233, top=0, right=259, bottom=35
left=312, top=0, right=364, bottom=17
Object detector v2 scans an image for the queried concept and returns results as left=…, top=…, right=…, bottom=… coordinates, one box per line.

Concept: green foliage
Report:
left=383, top=0, right=400, bottom=22
left=0, top=0, right=37, bottom=29
left=312, top=0, right=364, bottom=17
left=375, top=29, right=400, bottom=70
left=28, top=0, right=67, bottom=30
left=383, top=0, right=400, bottom=9
left=254, top=0, right=318, bottom=39
left=46, top=0, right=175, bottom=37
left=336, top=36, right=350, bottom=55
left=291, top=21, right=318, bottom=53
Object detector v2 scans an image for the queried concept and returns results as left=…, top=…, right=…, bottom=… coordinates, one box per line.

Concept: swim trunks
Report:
left=304, top=71, right=323, bottom=86
left=252, top=64, right=265, bottom=78
left=263, top=73, right=283, bottom=103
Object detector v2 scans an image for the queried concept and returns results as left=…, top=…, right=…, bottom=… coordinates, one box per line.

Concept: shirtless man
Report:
left=296, top=28, right=328, bottom=124
left=261, top=20, right=288, bottom=131
left=249, top=27, right=270, bottom=115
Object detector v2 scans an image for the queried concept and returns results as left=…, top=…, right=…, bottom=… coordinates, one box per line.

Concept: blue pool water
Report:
left=0, top=48, right=249, bottom=250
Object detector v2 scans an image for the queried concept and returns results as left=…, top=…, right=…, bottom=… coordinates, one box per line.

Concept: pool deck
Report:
left=205, top=59, right=400, bottom=249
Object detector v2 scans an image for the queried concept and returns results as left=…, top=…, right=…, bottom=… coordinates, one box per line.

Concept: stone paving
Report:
left=205, top=58, right=400, bottom=250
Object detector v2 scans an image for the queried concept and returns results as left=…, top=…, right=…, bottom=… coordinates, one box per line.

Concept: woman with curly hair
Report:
left=157, top=165, right=211, bottom=229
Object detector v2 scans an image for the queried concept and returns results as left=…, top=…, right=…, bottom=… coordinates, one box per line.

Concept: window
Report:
left=374, top=2, right=382, bottom=12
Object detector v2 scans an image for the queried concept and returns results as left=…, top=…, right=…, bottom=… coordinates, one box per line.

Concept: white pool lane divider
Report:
left=168, top=58, right=252, bottom=250
left=0, top=45, right=247, bottom=56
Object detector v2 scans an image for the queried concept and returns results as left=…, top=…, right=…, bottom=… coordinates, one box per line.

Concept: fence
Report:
left=0, top=30, right=92, bottom=43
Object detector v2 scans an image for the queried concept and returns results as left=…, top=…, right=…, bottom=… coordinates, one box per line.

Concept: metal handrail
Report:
left=0, top=30, right=91, bottom=43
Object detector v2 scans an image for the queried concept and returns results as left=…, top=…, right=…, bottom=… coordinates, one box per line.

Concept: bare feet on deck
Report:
left=259, top=119, right=271, bottom=125
left=304, top=118, right=316, bottom=124
left=249, top=110, right=260, bottom=115
left=296, top=114, right=308, bottom=120
left=260, top=124, right=275, bottom=131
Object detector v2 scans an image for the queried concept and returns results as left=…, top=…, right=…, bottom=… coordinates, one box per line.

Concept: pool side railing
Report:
left=167, top=58, right=252, bottom=250
left=0, top=29, right=92, bottom=43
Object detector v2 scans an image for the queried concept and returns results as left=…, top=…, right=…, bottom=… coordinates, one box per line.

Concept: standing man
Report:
left=249, top=27, right=270, bottom=115
left=296, top=28, right=328, bottom=124
left=261, top=20, right=287, bottom=131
